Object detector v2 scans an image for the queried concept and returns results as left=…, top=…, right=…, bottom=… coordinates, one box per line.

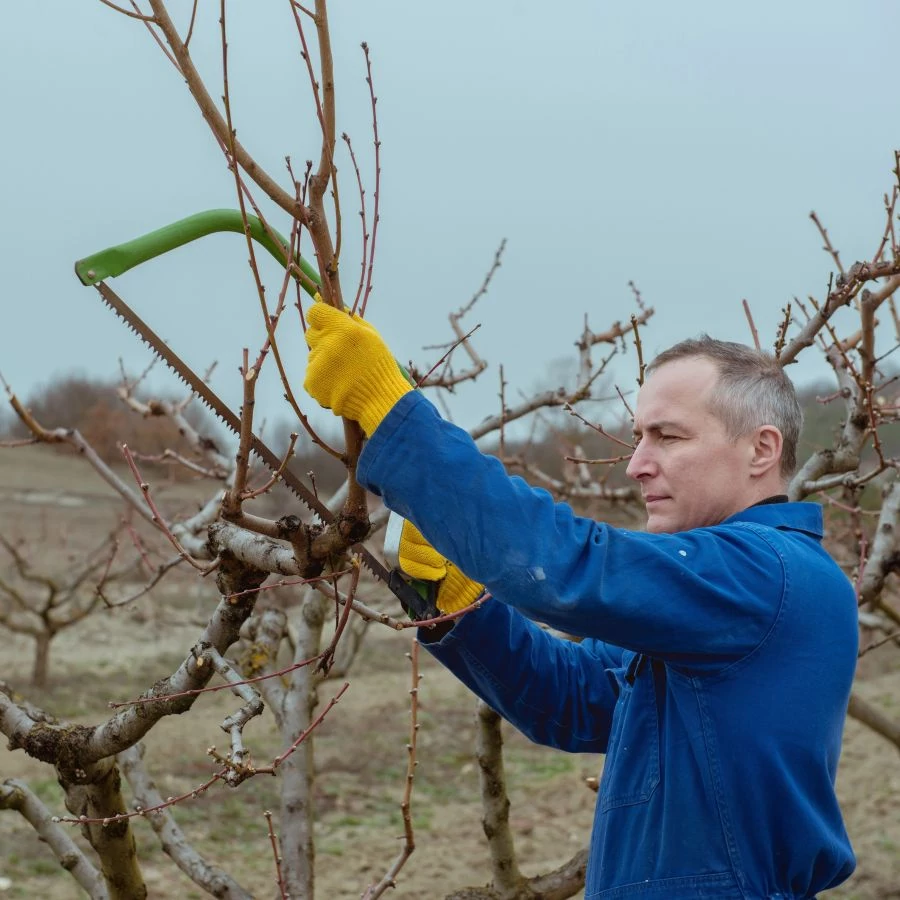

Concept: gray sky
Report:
left=2, top=1, right=899, bottom=440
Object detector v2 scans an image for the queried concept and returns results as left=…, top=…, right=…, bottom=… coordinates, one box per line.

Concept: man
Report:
left=304, top=303, right=858, bottom=899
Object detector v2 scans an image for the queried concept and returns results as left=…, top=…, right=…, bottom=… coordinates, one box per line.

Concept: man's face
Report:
left=626, top=357, right=759, bottom=534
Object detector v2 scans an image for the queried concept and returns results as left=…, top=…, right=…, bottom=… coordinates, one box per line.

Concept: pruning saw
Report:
left=74, top=209, right=439, bottom=621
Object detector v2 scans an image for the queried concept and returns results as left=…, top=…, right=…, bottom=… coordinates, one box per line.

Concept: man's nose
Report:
left=625, top=441, right=654, bottom=481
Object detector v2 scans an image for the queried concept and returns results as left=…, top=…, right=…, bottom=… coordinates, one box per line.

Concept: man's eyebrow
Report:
left=632, top=420, right=686, bottom=436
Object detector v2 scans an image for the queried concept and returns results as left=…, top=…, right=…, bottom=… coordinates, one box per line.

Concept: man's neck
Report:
left=750, top=494, right=789, bottom=508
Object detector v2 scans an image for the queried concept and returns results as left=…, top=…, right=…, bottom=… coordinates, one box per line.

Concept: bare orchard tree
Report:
left=1, top=3, right=900, bottom=899
left=0, top=521, right=150, bottom=688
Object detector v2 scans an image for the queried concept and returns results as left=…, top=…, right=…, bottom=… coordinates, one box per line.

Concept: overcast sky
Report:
left=2, top=1, right=899, bottom=441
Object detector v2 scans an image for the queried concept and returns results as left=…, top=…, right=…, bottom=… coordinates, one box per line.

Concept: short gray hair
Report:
left=646, top=336, right=803, bottom=477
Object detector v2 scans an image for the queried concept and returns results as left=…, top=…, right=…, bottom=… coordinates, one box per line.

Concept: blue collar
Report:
left=723, top=502, right=823, bottom=539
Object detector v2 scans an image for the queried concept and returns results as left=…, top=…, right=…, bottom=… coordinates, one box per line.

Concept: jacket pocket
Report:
left=600, top=654, right=660, bottom=811
left=586, top=870, right=741, bottom=898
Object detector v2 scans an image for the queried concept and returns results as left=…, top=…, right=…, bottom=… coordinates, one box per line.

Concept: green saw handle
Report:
left=74, top=207, right=440, bottom=615
left=75, top=207, right=418, bottom=381
left=74, top=209, right=322, bottom=297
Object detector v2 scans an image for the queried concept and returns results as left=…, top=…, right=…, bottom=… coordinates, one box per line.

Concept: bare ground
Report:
left=0, top=447, right=898, bottom=899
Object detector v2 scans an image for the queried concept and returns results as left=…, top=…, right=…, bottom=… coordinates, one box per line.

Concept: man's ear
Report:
left=748, top=425, right=783, bottom=478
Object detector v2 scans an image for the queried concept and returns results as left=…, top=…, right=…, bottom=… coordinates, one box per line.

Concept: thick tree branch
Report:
left=847, top=693, right=900, bottom=753
left=1, top=560, right=267, bottom=772
left=60, top=757, right=146, bottom=900
left=857, top=477, right=900, bottom=607
left=475, top=700, right=523, bottom=892
left=780, top=259, right=900, bottom=365
left=0, top=778, right=109, bottom=899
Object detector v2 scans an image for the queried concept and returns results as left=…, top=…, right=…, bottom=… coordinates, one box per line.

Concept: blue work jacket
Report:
left=358, top=392, right=858, bottom=899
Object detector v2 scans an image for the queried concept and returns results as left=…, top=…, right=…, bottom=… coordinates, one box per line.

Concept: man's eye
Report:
left=660, top=434, right=680, bottom=442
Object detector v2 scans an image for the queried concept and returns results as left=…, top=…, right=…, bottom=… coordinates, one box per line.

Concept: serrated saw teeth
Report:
left=99, top=293, right=230, bottom=422
left=93, top=281, right=401, bottom=594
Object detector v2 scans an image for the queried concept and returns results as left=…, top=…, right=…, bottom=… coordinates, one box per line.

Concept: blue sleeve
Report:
left=359, top=393, right=784, bottom=668
left=422, top=598, right=619, bottom=752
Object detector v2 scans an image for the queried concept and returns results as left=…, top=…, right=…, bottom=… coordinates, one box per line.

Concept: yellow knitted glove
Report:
left=399, top=521, right=484, bottom=614
left=303, top=298, right=413, bottom=436
left=398, top=519, right=448, bottom=582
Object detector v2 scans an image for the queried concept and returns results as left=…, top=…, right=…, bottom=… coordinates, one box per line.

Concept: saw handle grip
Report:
left=75, top=209, right=321, bottom=296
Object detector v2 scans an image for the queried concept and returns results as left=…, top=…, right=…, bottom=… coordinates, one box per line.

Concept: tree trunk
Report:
left=280, top=591, right=327, bottom=898
left=31, top=632, right=52, bottom=689
left=62, top=758, right=147, bottom=900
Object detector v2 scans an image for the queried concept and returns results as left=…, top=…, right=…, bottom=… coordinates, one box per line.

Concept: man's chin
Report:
left=645, top=512, right=679, bottom=534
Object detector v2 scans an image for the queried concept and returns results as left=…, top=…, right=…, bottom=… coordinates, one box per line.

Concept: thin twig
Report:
left=266, top=682, right=350, bottom=770
left=774, top=303, right=792, bottom=359
left=361, top=639, right=421, bottom=898
left=810, top=210, right=845, bottom=276
left=242, top=433, right=299, bottom=500
left=360, top=41, right=382, bottom=317
left=264, top=811, right=289, bottom=900
left=414, top=324, right=482, bottom=388
left=872, top=184, right=898, bottom=264
left=120, top=444, right=214, bottom=572
left=98, top=0, right=156, bottom=20
left=566, top=453, right=633, bottom=466
left=131, top=0, right=178, bottom=68
left=456, top=239, right=507, bottom=320
left=628, top=280, right=646, bottom=311
left=54, top=770, right=227, bottom=825
left=859, top=628, right=900, bottom=656
left=614, top=384, right=635, bottom=419
left=499, top=365, right=507, bottom=460
left=742, top=299, right=761, bottom=351
left=631, top=314, right=646, bottom=385
left=288, top=0, right=340, bottom=304
left=98, top=556, right=185, bottom=609
left=184, top=0, right=200, bottom=49
left=316, top=560, right=361, bottom=675
left=564, top=404, right=634, bottom=449
left=222, top=347, right=257, bottom=517
left=343, top=132, right=369, bottom=315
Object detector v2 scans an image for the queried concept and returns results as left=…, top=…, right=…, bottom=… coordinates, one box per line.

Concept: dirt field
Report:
left=1, top=446, right=898, bottom=899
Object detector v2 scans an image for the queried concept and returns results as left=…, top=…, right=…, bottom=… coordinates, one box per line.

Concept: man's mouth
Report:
left=644, top=495, right=669, bottom=505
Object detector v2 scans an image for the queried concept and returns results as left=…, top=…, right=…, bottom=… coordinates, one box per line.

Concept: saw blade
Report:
left=95, top=282, right=331, bottom=519
left=92, top=281, right=411, bottom=598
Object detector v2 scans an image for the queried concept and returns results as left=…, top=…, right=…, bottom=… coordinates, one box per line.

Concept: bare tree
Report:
left=0, top=523, right=149, bottom=688
left=1, top=3, right=899, bottom=899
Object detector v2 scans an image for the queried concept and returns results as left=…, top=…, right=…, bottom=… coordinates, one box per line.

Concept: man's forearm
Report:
left=422, top=600, right=615, bottom=754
